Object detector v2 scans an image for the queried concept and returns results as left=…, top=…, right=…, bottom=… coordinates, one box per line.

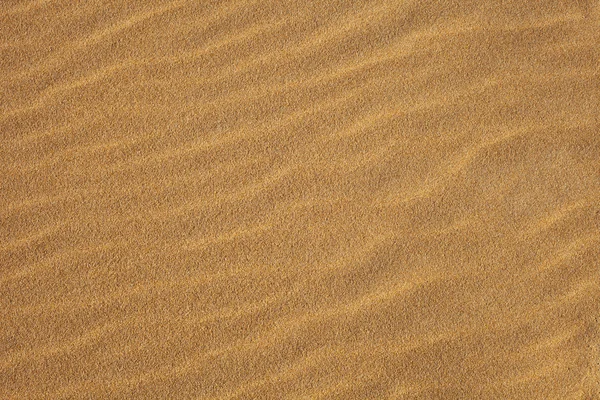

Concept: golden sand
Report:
left=1, top=1, right=599, bottom=399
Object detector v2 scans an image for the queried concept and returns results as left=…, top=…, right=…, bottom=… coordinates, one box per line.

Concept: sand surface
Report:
left=1, top=1, right=600, bottom=399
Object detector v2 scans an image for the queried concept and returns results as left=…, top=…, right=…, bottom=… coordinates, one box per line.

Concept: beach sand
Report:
left=1, top=1, right=599, bottom=398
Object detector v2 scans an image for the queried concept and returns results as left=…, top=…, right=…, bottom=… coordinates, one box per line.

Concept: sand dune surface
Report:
left=1, top=1, right=599, bottom=399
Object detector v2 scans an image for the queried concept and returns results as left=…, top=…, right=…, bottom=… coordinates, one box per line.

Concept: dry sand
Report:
left=1, top=1, right=600, bottom=399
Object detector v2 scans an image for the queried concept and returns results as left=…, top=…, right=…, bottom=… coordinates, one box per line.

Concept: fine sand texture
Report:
left=1, top=1, right=600, bottom=399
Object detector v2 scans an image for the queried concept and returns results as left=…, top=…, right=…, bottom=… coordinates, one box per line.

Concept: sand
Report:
left=1, top=1, right=599, bottom=399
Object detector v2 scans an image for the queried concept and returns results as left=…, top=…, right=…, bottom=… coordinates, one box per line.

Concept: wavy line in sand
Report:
left=0, top=0, right=55, bottom=17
